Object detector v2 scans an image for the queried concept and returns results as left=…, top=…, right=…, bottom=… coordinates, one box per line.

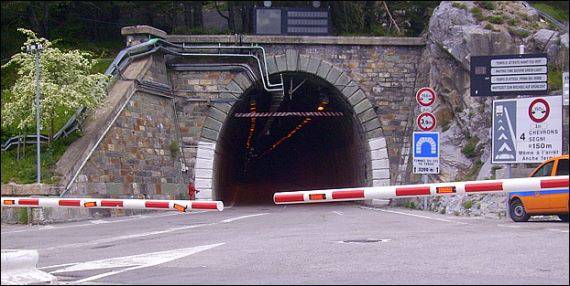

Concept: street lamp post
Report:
left=26, top=43, right=44, bottom=185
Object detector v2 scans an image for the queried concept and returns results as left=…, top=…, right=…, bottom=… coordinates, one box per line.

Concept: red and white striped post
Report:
left=273, top=176, right=569, bottom=204
left=1, top=197, right=223, bottom=212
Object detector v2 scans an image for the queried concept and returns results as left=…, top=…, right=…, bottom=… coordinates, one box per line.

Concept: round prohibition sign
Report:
left=416, top=87, right=437, bottom=107
left=528, top=98, right=550, bottom=123
left=417, top=112, right=437, bottom=131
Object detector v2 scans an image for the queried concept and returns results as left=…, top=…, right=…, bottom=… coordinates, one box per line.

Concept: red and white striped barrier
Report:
left=273, top=176, right=569, bottom=204
left=1, top=197, right=224, bottom=212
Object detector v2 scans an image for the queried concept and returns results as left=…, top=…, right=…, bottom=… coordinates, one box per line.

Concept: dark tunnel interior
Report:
left=214, top=72, right=368, bottom=205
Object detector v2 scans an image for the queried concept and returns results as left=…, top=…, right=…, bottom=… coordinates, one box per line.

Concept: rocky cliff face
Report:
left=399, top=1, right=569, bottom=218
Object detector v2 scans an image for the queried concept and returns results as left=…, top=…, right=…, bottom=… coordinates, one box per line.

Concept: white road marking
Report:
left=37, top=213, right=269, bottom=252
left=220, top=213, right=269, bottom=223
left=497, top=224, right=521, bottom=228
left=547, top=228, right=569, bottom=233
left=332, top=211, right=344, bottom=216
left=361, top=207, right=469, bottom=225
left=50, top=243, right=224, bottom=283
left=1, top=212, right=187, bottom=234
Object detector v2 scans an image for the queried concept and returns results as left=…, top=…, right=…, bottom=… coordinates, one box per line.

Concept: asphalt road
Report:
left=2, top=203, right=569, bottom=285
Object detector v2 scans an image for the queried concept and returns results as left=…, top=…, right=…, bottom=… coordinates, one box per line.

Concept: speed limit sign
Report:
left=416, top=87, right=437, bottom=107
left=417, top=112, right=437, bottom=131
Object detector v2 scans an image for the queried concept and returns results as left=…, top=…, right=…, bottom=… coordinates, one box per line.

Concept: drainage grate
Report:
left=339, top=239, right=391, bottom=244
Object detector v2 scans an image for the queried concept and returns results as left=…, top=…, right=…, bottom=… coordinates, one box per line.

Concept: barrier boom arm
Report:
left=1, top=197, right=223, bottom=212
left=273, top=176, right=569, bottom=204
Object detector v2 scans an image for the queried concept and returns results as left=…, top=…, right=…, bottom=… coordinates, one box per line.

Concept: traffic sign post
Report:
left=563, top=72, right=568, bottom=106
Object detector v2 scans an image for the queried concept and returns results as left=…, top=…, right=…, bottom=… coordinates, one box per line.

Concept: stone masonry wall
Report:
left=63, top=35, right=425, bottom=199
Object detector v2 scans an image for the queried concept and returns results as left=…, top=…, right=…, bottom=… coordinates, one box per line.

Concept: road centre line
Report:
left=361, top=206, right=469, bottom=225
left=220, top=213, right=269, bottom=223
left=332, top=211, right=344, bottom=216
left=37, top=213, right=269, bottom=252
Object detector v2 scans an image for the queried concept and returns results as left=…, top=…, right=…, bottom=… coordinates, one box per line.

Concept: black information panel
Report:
left=470, top=53, right=548, bottom=97
left=254, top=7, right=331, bottom=36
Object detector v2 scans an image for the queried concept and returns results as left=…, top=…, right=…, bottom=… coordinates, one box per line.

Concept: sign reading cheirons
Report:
left=492, top=96, right=562, bottom=163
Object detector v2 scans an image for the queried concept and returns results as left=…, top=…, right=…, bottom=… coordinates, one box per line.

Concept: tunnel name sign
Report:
left=492, top=96, right=562, bottom=163
left=413, top=132, right=440, bottom=174
left=470, top=53, right=548, bottom=97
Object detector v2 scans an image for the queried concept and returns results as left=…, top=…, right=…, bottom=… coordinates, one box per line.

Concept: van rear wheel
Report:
left=509, top=199, right=530, bottom=222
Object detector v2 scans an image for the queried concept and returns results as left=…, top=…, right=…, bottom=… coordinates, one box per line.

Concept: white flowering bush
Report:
left=1, top=28, right=109, bottom=138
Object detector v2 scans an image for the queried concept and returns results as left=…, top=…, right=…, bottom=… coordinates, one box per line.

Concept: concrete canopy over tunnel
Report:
left=195, top=55, right=391, bottom=205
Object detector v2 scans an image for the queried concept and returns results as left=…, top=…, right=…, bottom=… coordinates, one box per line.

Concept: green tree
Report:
left=1, top=28, right=109, bottom=140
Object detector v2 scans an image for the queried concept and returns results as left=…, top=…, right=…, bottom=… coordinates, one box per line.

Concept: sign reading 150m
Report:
left=492, top=96, right=562, bottom=164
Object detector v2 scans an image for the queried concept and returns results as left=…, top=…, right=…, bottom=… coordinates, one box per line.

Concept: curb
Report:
left=1, top=249, right=57, bottom=285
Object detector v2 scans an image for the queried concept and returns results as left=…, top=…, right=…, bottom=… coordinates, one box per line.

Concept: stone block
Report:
left=316, top=61, right=332, bottom=79
left=373, top=169, right=390, bottom=179
left=372, top=179, right=390, bottom=187
left=334, top=73, right=350, bottom=89
left=298, top=54, right=310, bottom=72
left=368, top=137, right=386, bottom=150
left=198, top=141, right=216, bottom=150
left=325, top=67, right=343, bottom=84
left=195, top=168, right=213, bottom=179
left=214, top=103, right=233, bottom=113
left=196, top=188, right=212, bottom=199
left=195, top=158, right=214, bottom=170
left=233, top=73, right=253, bottom=91
left=357, top=108, right=377, bottom=123
left=307, top=57, right=321, bottom=74
left=203, top=117, right=223, bottom=132
left=208, top=107, right=228, bottom=123
left=219, top=92, right=238, bottom=99
left=275, top=55, right=287, bottom=73
left=371, top=148, right=389, bottom=160
left=354, top=99, right=373, bottom=115
left=201, top=127, right=219, bottom=141
left=226, top=81, right=243, bottom=94
left=196, top=147, right=215, bottom=160
left=366, top=128, right=384, bottom=140
left=266, top=55, right=278, bottom=75
left=195, top=178, right=212, bottom=189
left=363, top=119, right=382, bottom=133
left=342, top=83, right=360, bottom=100
left=371, top=159, right=390, bottom=169
left=286, top=49, right=298, bottom=71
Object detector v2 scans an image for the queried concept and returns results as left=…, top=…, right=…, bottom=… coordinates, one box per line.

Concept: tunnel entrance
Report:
left=214, top=72, right=368, bottom=205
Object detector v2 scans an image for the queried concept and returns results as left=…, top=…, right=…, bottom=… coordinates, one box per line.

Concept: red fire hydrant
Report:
left=188, top=183, right=198, bottom=200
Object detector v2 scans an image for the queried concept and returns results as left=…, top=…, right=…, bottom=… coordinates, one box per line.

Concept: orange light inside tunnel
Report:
left=317, top=105, right=325, bottom=111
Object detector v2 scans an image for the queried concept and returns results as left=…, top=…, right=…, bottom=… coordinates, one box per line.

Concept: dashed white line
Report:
left=361, top=206, right=469, bottom=225
left=220, top=213, right=269, bottom=223
left=497, top=224, right=521, bottom=228
left=332, top=211, right=344, bottom=216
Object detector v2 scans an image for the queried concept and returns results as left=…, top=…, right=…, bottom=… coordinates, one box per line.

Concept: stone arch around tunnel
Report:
left=193, top=51, right=390, bottom=200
